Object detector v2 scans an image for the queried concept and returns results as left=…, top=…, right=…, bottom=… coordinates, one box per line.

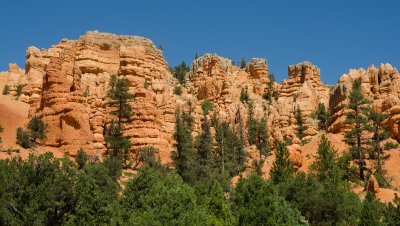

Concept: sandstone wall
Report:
left=329, top=64, right=400, bottom=140
left=270, top=62, right=330, bottom=142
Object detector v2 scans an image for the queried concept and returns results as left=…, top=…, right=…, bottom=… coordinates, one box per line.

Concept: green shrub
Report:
left=76, top=148, right=88, bottom=169
left=201, top=99, right=213, bottom=115
left=2, top=85, right=10, bottom=95
left=15, top=84, right=23, bottom=98
left=102, top=156, right=122, bottom=181
left=173, top=86, right=182, bottom=95
left=16, top=127, right=32, bottom=148
left=28, top=116, right=46, bottom=142
left=384, top=141, right=398, bottom=150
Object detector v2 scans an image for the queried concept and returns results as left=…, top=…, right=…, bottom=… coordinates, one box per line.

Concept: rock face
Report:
left=2, top=37, right=333, bottom=165
left=6, top=31, right=176, bottom=160
left=269, top=62, right=330, bottom=142
left=4, top=31, right=399, bottom=177
left=187, top=54, right=269, bottom=139
left=329, top=64, right=400, bottom=140
left=3, top=64, right=25, bottom=97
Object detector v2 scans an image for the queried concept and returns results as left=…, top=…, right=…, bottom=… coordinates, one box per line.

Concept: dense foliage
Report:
left=3, top=75, right=400, bottom=225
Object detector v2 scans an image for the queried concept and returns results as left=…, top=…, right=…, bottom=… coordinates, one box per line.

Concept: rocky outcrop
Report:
left=34, top=42, right=94, bottom=155
left=269, top=62, right=330, bottom=142
left=187, top=54, right=269, bottom=137
left=3, top=64, right=25, bottom=97
left=15, top=31, right=178, bottom=161
left=329, top=64, right=400, bottom=140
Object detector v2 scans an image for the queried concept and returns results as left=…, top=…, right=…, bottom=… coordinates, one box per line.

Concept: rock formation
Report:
left=2, top=31, right=399, bottom=180
left=269, top=61, right=330, bottom=142
left=2, top=31, right=178, bottom=160
left=329, top=64, right=400, bottom=140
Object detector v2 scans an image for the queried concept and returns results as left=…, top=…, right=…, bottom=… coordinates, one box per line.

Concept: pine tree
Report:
left=240, top=57, right=246, bottom=69
left=360, top=192, right=385, bottom=225
left=312, top=102, right=331, bottom=131
left=205, top=181, right=235, bottom=225
left=385, top=194, right=400, bottom=224
left=105, top=75, right=134, bottom=163
left=310, top=135, right=342, bottom=183
left=195, top=51, right=198, bottom=59
left=296, top=106, right=304, bottom=141
left=2, top=85, right=9, bottom=95
left=268, top=73, right=275, bottom=90
left=0, top=125, right=3, bottom=147
left=76, top=148, right=88, bottom=170
left=172, top=61, right=189, bottom=85
left=247, top=101, right=269, bottom=160
left=196, top=113, right=213, bottom=179
left=15, top=84, right=23, bottom=98
left=240, top=87, right=249, bottom=103
left=368, top=110, right=389, bottom=172
left=215, top=121, right=246, bottom=177
left=271, top=142, right=294, bottom=184
left=172, top=109, right=197, bottom=183
left=344, top=78, right=371, bottom=180
left=27, top=116, right=46, bottom=143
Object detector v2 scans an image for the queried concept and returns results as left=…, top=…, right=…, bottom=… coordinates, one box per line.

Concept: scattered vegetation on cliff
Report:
left=171, top=61, right=190, bottom=85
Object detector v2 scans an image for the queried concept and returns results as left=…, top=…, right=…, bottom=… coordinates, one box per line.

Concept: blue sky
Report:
left=0, top=0, right=398, bottom=84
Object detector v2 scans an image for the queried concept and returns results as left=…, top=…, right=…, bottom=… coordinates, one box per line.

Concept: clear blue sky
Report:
left=0, top=0, right=399, bottom=84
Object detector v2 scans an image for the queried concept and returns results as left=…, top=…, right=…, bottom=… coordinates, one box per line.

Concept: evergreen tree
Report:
left=232, top=173, right=307, bottom=225
left=359, top=192, right=385, bottom=226
left=76, top=148, right=88, bottom=170
left=0, top=125, right=3, bottom=146
left=247, top=101, right=269, bottom=172
left=240, top=57, right=246, bottom=69
left=195, top=51, right=199, bottom=59
left=201, top=99, right=213, bottom=115
left=385, top=194, right=400, bottom=224
left=247, top=102, right=269, bottom=157
left=196, top=113, right=213, bottom=179
left=312, top=102, right=331, bottom=131
left=268, top=72, right=276, bottom=90
left=240, top=86, right=249, bottom=103
left=172, top=61, right=190, bottom=85
left=310, top=135, right=342, bottom=183
left=344, top=78, right=371, bottom=180
left=16, top=127, right=32, bottom=148
left=66, top=163, right=119, bottom=225
left=271, top=142, right=294, bottom=184
left=102, top=156, right=122, bottom=181
left=133, top=146, right=160, bottom=169
left=368, top=110, right=389, bottom=172
left=15, top=84, right=23, bottom=98
left=27, top=116, right=46, bottom=143
left=105, top=75, right=134, bottom=163
left=296, top=106, right=305, bottom=141
left=281, top=173, right=362, bottom=225
left=215, top=122, right=246, bottom=177
left=2, top=85, right=9, bottom=95
left=204, top=181, right=235, bottom=225
left=172, top=109, right=197, bottom=183
left=119, top=167, right=205, bottom=225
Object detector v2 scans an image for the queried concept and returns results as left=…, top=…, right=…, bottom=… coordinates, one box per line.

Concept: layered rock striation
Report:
left=329, top=63, right=400, bottom=140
